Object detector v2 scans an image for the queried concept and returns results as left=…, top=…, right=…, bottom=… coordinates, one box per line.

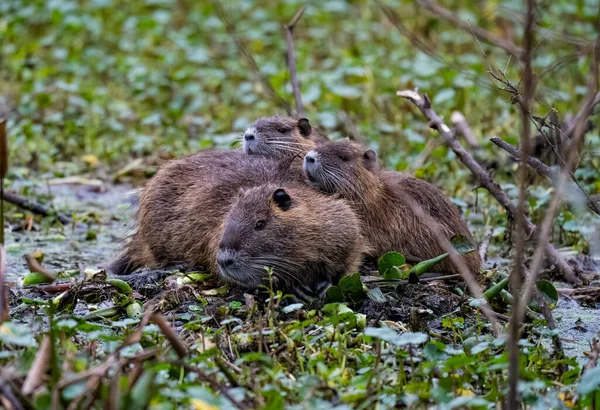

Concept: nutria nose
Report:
left=218, top=257, right=234, bottom=268
left=244, top=133, right=255, bottom=141
left=217, top=250, right=235, bottom=268
left=305, top=156, right=315, bottom=163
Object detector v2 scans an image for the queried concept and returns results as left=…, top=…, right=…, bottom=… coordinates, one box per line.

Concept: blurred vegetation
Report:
left=2, top=0, right=600, bottom=242
left=1, top=0, right=600, bottom=408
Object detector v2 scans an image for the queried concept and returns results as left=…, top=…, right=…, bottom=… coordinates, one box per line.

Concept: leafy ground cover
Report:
left=1, top=0, right=600, bottom=408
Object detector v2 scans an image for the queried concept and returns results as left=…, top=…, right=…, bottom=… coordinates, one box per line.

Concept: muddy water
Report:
left=4, top=183, right=138, bottom=284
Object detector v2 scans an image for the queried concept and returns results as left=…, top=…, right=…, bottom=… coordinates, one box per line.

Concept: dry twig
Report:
left=586, top=338, right=599, bottom=370
left=151, top=312, right=188, bottom=358
left=396, top=89, right=578, bottom=283
left=284, top=6, right=306, bottom=117
left=490, top=136, right=600, bottom=215
left=478, top=226, right=493, bottom=262
left=451, top=111, right=480, bottom=149
left=399, top=194, right=501, bottom=335
left=0, top=245, right=7, bottom=323
left=516, top=3, right=600, bottom=328
left=508, top=2, right=536, bottom=407
left=178, top=362, right=252, bottom=410
left=1, top=191, right=71, bottom=225
left=0, top=119, right=7, bottom=246
left=22, top=336, right=51, bottom=395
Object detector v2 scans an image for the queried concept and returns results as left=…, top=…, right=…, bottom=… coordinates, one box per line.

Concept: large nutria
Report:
left=243, top=115, right=326, bottom=158
left=302, top=140, right=481, bottom=275
left=110, top=151, right=364, bottom=296
left=110, top=151, right=300, bottom=276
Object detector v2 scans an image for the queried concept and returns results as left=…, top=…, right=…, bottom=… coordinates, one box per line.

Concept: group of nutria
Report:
left=110, top=115, right=481, bottom=298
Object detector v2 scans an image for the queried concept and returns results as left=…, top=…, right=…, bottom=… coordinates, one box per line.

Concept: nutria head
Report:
left=303, top=140, right=380, bottom=201
left=216, top=183, right=363, bottom=296
left=243, top=115, right=319, bottom=158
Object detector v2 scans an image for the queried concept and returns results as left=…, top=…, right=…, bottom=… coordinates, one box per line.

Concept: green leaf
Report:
left=126, top=302, right=144, bottom=319
left=577, top=367, right=600, bottom=395
left=408, top=235, right=477, bottom=276
left=450, top=234, right=477, bottom=255
left=483, top=277, right=510, bottom=300
left=364, top=327, right=428, bottom=346
left=22, top=272, right=54, bottom=286
left=378, top=252, right=405, bottom=276
left=410, top=253, right=449, bottom=276
left=384, top=266, right=404, bottom=280
left=282, top=303, right=303, bottom=314
left=338, top=273, right=367, bottom=302
left=325, top=286, right=344, bottom=303
left=129, top=369, right=157, bottom=408
left=106, top=278, right=132, bottom=295
left=536, top=280, right=558, bottom=306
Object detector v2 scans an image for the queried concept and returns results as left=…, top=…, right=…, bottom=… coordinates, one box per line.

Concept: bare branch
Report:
left=1, top=190, right=71, bottom=225
left=151, top=313, right=188, bottom=359
left=374, top=0, right=440, bottom=60
left=396, top=90, right=579, bottom=283
left=516, top=2, right=600, bottom=328
left=416, top=0, right=524, bottom=59
left=451, top=111, right=480, bottom=149
left=284, top=6, right=306, bottom=117
left=490, top=136, right=600, bottom=215
left=0, top=245, right=7, bottom=323
left=509, top=1, right=536, bottom=406
left=479, top=226, right=493, bottom=262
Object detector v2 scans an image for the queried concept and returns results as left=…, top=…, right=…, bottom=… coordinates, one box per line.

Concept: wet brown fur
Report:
left=110, top=150, right=365, bottom=293
left=303, top=140, right=482, bottom=276
left=217, top=183, right=366, bottom=292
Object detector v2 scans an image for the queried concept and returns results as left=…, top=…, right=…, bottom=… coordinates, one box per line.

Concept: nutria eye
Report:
left=339, top=155, right=349, bottom=162
left=255, top=220, right=266, bottom=230
left=278, top=127, right=290, bottom=133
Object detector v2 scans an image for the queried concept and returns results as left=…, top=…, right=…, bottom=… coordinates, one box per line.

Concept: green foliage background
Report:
left=1, top=1, right=600, bottom=408
left=3, top=0, right=600, bottom=237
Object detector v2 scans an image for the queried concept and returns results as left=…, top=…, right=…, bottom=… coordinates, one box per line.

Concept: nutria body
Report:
left=243, top=115, right=326, bottom=158
left=303, top=140, right=481, bottom=275
left=111, top=150, right=364, bottom=296
left=110, top=151, right=300, bottom=275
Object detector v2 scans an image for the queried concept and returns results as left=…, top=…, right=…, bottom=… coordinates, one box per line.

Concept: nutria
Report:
left=216, top=183, right=365, bottom=296
left=110, top=150, right=364, bottom=296
left=303, top=140, right=481, bottom=275
left=110, top=151, right=300, bottom=275
left=243, top=115, right=326, bottom=159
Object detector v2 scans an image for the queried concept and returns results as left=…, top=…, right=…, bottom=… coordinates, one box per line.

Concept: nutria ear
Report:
left=273, top=189, right=292, bottom=211
left=297, top=118, right=311, bottom=137
left=363, top=149, right=378, bottom=171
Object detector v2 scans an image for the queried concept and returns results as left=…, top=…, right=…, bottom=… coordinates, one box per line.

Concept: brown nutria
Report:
left=302, top=140, right=481, bottom=275
left=243, top=115, right=326, bottom=159
left=216, top=183, right=365, bottom=296
left=110, top=150, right=364, bottom=296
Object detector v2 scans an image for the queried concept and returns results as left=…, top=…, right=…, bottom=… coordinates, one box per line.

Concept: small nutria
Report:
left=303, top=140, right=481, bottom=275
left=216, top=184, right=365, bottom=296
left=110, top=151, right=364, bottom=296
left=243, top=115, right=326, bottom=158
